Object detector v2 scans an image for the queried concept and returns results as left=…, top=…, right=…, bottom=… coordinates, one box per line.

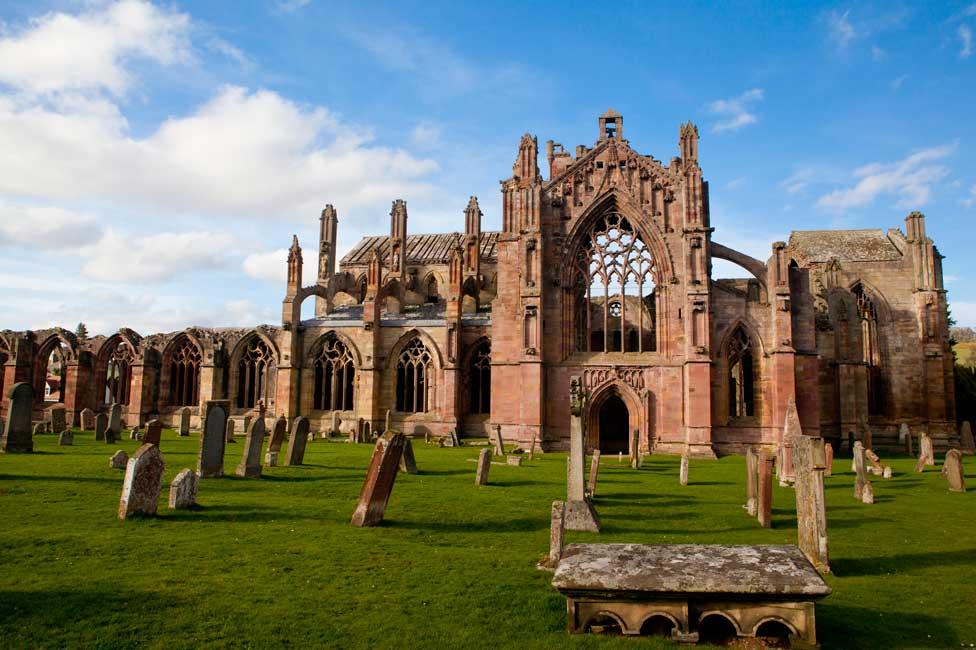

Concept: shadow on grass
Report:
left=831, top=548, right=976, bottom=576
left=0, top=473, right=117, bottom=484
left=0, top=588, right=187, bottom=632
left=382, top=517, right=546, bottom=534
left=415, top=469, right=470, bottom=477
left=818, top=603, right=959, bottom=648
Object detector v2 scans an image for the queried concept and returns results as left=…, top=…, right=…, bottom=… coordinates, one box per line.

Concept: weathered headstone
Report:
left=385, top=409, right=392, bottom=434
left=629, top=428, right=640, bottom=469
left=110, top=450, right=128, bottom=469
left=566, top=376, right=600, bottom=532
left=129, top=427, right=140, bottom=440
left=168, top=468, right=199, bottom=508
left=587, top=451, right=601, bottom=497
left=32, top=422, right=45, bottom=438
left=58, top=429, right=73, bottom=446
left=236, top=417, right=265, bottom=478
left=350, top=432, right=406, bottom=527
left=546, top=501, right=565, bottom=570
left=903, top=423, right=913, bottom=456
left=178, top=407, right=191, bottom=436
left=117, top=443, right=164, bottom=520
left=243, top=415, right=252, bottom=436
left=679, top=452, right=689, bottom=486
left=50, top=406, right=66, bottom=433
left=779, top=397, right=801, bottom=485
left=757, top=449, right=774, bottom=528
left=865, top=449, right=890, bottom=478
left=915, top=433, right=935, bottom=472
left=793, top=435, right=830, bottom=573
left=80, top=407, right=95, bottom=431
left=108, top=403, right=122, bottom=441
left=824, top=442, right=834, bottom=477
left=960, top=421, right=975, bottom=455
left=285, top=416, right=310, bottom=466
left=143, top=419, right=162, bottom=446
left=2, top=383, right=35, bottom=453
left=94, top=412, right=108, bottom=442
left=853, top=441, right=873, bottom=504
left=198, top=401, right=228, bottom=478
left=506, top=455, right=523, bottom=466
left=399, top=437, right=418, bottom=474
left=225, top=418, right=236, bottom=443
left=491, top=425, right=505, bottom=456
left=861, top=480, right=875, bottom=504
left=745, top=446, right=758, bottom=516
left=942, top=449, right=966, bottom=492
left=475, top=448, right=492, bottom=485
left=265, top=416, right=287, bottom=466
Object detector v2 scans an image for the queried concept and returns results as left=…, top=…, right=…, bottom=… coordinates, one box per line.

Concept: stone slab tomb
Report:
left=169, top=468, right=199, bottom=509
left=143, top=419, right=162, bottom=446
left=118, top=443, right=165, bottom=520
left=236, top=416, right=265, bottom=478
left=94, top=412, right=108, bottom=442
left=941, top=449, right=966, bottom=493
left=285, top=416, right=311, bottom=466
left=475, top=448, right=492, bottom=486
left=399, top=437, right=418, bottom=474
left=507, top=455, right=524, bottom=466
left=1, top=383, right=33, bottom=453
left=198, top=401, right=228, bottom=478
left=110, top=450, right=128, bottom=469
left=179, top=407, right=191, bottom=436
left=80, top=408, right=95, bottom=431
left=551, top=543, right=831, bottom=646
left=265, top=416, right=287, bottom=466
left=915, top=434, right=935, bottom=472
left=793, top=436, right=830, bottom=574
left=49, top=406, right=66, bottom=434
left=350, top=432, right=406, bottom=527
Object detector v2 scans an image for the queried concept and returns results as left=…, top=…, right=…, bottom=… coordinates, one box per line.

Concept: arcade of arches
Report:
left=0, top=111, right=957, bottom=454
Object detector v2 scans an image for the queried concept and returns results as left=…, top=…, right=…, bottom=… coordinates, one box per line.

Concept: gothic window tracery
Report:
left=313, top=335, right=355, bottom=411
left=104, top=341, right=134, bottom=405
left=236, top=337, right=276, bottom=409
left=727, top=327, right=756, bottom=419
left=852, top=283, right=884, bottom=415
left=396, top=338, right=432, bottom=413
left=574, top=213, right=656, bottom=352
left=466, top=339, right=491, bottom=415
left=168, top=336, right=201, bottom=407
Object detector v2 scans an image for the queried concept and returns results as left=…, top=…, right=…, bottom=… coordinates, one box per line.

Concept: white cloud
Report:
left=79, top=229, right=239, bottom=283
left=410, top=121, right=441, bottom=149
left=951, top=301, right=976, bottom=328
left=827, top=10, right=857, bottom=50
left=242, top=247, right=318, bottom=285
left=960, top=25, right=973, bottom=58
left=725, top=177, right=746, bottom=190
left=276, top=0, right=313, bottom=12
left=707, top=88, right=764, bottom=133
left=0, top=202, right=103, bottom=249
left=962, top=185, right=976, bottom=207
left=816, top=144, right=955, bottom=210
left=890, top=74, right=908, bottom=90
left=207, top=36, right=254, bottom=70
left=0, top=0, right=192, bottom=97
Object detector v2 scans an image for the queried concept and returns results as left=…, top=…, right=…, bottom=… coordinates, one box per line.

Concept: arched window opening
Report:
left=104, top=342, right=135, bottom=405
left=396, top=338, right=432, bottom=413
left=852, top=284, right=884, bottom=415
left=424, top=274, right=439, bottom=303
left=728, top=327, right=756, bottom=419
left=574, top=213, right=656, bottom=352
left=313, top=335, right=355, bottom=411
left=357, top=275, right=368, bottom=303
left=236, top=337, right=276, bottom=409
left=168, top=336, right=201, bottom=407
left=466, top=340, right=491, bottom=415
left=42, top=341, right=67, bottom=403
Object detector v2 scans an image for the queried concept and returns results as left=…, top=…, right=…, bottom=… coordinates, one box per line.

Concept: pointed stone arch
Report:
left=585, top=380, right=645, bottom=454
left=229, top=330, right=279, bottom=410
left=716, top=320, right=764, bottom=423
left=94, top=330, right=141, bottom=407
left=160, top=332, right=204, bottom=408
left=32, top=329, right=78, bottom=405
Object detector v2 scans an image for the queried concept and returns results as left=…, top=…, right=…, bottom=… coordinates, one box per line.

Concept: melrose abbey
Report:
left=1, top=111, right=957, bottom=455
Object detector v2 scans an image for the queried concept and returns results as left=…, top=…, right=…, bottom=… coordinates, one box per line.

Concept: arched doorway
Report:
left=598, top=394, right=629, bottom=454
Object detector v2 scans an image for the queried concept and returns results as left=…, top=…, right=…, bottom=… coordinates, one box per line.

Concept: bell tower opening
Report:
left=598, top=393, right=630, bottom=454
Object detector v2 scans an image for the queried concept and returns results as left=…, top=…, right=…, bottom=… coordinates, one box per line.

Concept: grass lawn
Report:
left=0, top=431, right=974, bottom=649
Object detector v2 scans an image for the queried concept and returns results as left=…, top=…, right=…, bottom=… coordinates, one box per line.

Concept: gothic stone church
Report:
left=0, top=111, right=958, bottom=455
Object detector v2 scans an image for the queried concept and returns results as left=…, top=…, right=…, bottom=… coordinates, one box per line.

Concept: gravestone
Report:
left=243, top=415, right=252, bottom=436
left=117, top=443, right=165, bottom=520
left=80, top=408, right=95, bottom=431
left=225, top=418, right=236, bottom=443
left=507, top=455, right=523, bottom=466
left=94, top=412, right=108, bottom=442
left=2, top=383, right=34, bottom=453
left=236, top=417, right=265, bottom=478
left=169, top=468, right=199, bottom=508
left=865, top=449, right=889, bottom=478
left=50, top=406, right=66, bottom=433
left=143, top=419, right=162, bottom=446
left=629, top=428, right=640, bottom=469
left=903, top=423, right=913, bottom=456
left=475, top=448, right=492, bottom=485
left=198, top=401, right=228, bottom=478
left=566, top=376, right=600, bottom=532
left=58, top=429, right=73, bottom=446
left=587, top=451, right=601, bottom=497
left=860, top=416, right=873, bottom=451
left=778, top=398, right=801, bottom=485
left=793, top=435, right=830, bottom=573
left=547, top=501, right=565, bottom=570
left=108, top=403, right=122, bottom=441
left=915, top=434, right=935, bottom=472
left=679, top=452, right=689, bottom=486
left=824, top=442, right=834, bottom=477
left=745, top=446, right=758, bottom=516
left=384, top=409, right=392, bottom=434
left=265, top=416, right=287, bottom=466
left=399, top=437, right=418, bottom=474
left=348, top=428, right=357, bottom=444
left=757, top=449, right=774, bottom=528
left=491, top=425, right=505, bottom=456
left=960, top=421, right=975, bottom=455
left=110, top=450, right=128, bottom=469
left=942, top=449, right=966, bottom=492
left=285, top=416, right=310, bottom=466
left=350, top=432, right=406, bottom=527
left=129, top=427, right=140, bottom=440
left=853, top=442, right=873, bottom=504
left=179, top=407, right=191, bottom=436
left=32, top=422, right=45, bottom=438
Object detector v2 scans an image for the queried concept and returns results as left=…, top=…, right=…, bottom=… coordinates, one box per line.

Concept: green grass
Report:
left=0, top=432, right=974, bottom=649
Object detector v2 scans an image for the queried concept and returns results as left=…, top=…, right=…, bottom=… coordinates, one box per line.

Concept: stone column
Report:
left=565, top=376, right=599, bottom=532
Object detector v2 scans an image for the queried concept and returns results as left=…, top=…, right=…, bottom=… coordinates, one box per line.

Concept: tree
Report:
left=74, top=323, right=89, bottom=340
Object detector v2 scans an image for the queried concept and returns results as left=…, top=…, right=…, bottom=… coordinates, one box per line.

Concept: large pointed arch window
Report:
left=169, top=336, right=201, bottom=407
left=236, top=337, right=276, bottom=409
left=727, top=327, right=757, bottom=419
left=104, top=342, right=135, bottom=405
left=574, top=213, right=656, bottom=352
left=396, top=338, right=432, bottom=413
left=313, top=335, right=355, bottom=411
left=852, top=283, right=884, bottom=415
left=466, top=339, right=491, bottom=415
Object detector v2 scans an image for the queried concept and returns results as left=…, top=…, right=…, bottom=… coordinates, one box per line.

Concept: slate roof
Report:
left=340, top=232, right=500, bottom=266
left=788, top=229, right=902, bottom=263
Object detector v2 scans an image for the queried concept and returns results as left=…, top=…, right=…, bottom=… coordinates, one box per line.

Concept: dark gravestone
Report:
left=225, top=418, right=236, bottom=443
left=179, top=407, right=191, bottom=436
left=265, top=416, right=288, bottom=466
left=198, top=401, right=228, bottom=478
left=50, top=406, right=66, bottom=433
left=351, top=432, right=406, bottom=527
left=236, top=417, right=265, bottom=478
left=285, top=416, right=310, bottom=466
left=1, top=383, right=33, bottom=453
left=399, top=437, right=418, bottom=474
left=117, top=443, right=165, bottom=520
left=108, top=403, right=122, bottom=441
left=95, top=412, right=108, bottom=442
left=143, top=419, right=163, bottom=446
left=80, top=408, right=95, bottom=431
left=58, top=429, right=73, bottom=446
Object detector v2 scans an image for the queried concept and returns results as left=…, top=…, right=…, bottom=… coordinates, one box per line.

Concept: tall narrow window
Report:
left=236, top=337, right=276, bottom=409
left=424, top=274, right=439, bottom=303
left=727, top=327, right=756, bottom=419
left=466, top=339, right=491, bottom=415
left=169, top=337, right=201, bottom=407
left=313, top=335, right=355, bottom=410
left=357, top=275, right=367, bottom=303
left=396, top=338, right=432, bottom=413
left=852, top=284, right=884, bottom=415
left=574, top=213, right=656, bottom=352
left=104, top=342, right=134, bottom=405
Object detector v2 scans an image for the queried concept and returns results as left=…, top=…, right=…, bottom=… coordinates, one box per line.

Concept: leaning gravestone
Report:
left=1, top=383, right=34, bottom=453
left=865, top=449, right=889, bottom=477
left=350, top=432, right=406, bottom=527
left=587, top=451, right=601, bottom=497
left=110, top=450, right=128, bottom=469
left=179, top=407, right=191, bottom=436
left=265, top=416, right=287, bottom=466
left=794, top=435, right=830, bottom=573
left=94, top=412, right=108, bottom=442
left=853, top=442, right=874, bottom=504
left=744, top=446, right=759, bottom=517
left=169, top=468, right=199, bottom=508
left=399, top=437, right=418, bottom=474
left=225, top=418, right=236, bottom=443
left=50, top=406, right=66, bottom=433
left=915, top=434, right=935, bottom=472
left=942, top=449, right=966, bottom=492
left=491, top=425, right=505, bottom=456
left=80, top=408, right=95, bottom=431
left=285, top=417, right=311, bottom=466
left=475, top=448, right=492, bottom=486
left=198, top=401, right=228, bottom=478
left=236, top=417, right=265, bottom=478
left=58, top=429, right=73, bottom=446
left=108, top=403, right=122, bottom=442
left=960, top=421, right=975, bottom=455
left=118, top=443, right=165, bottom=520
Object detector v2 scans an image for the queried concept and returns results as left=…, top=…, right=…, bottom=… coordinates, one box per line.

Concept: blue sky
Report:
left=0, top=0, right=974, bottom=334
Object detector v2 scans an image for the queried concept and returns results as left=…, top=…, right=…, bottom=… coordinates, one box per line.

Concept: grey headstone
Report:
left=110, top=450, right=128, bottom=469
left=50, top=406, right=66, bottom=433
left=198, top=401, right=228, bottom=478
left=179, top=407, right=191, bottom=436
left=143, top=419, right=162, bottom=446
left=586, top=451, right=600, bottom=496
left=225, top=418, right=236, bottom=443
left=1, top=383, right=34, bottom=453
left=679, top=452, right=689, bottom=486
left=108, top=403, right=122, bottom=440
left=285, top=416, right=310, bottom=466
left=80, top=408, right=95, bottom=431
left=168, top=468, right=199, bottom=508
left=794, top=435, right=830, bottom=573
left=236, top=417, right=265, bottom=478
left=475, top=448, right=492, bottom=485
left=118, top=443, right=164, bottom=520
left=94, top=412, right=108, bottom=442
left=491, top=425, right=504, bottom=456
left=58, top=429, right=73, bottom=446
